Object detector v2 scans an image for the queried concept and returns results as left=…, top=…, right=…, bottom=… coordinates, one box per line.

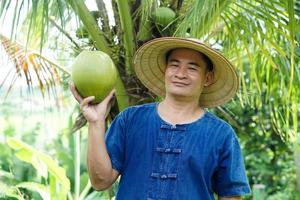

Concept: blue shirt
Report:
left=105, top=103, right=250, bottom=200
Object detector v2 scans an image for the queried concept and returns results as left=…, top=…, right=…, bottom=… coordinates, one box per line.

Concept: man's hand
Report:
left=69, top=81, right=116, bottom=123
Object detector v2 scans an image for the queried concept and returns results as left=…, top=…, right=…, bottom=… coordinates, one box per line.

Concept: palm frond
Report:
left=217, top=0, right=300, bottom=141
left=23, top=0, right=70, bottom=50
left=1, top=0, right=71, bottom=51
left=175, top=0, right=233, bottom=38
left=136, top=0, right=156, bottom=42
left=0, top=34, right=70, bottom=106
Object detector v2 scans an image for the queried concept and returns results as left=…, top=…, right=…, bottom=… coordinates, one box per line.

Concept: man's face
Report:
left=164, top=48, right=213, bottom=100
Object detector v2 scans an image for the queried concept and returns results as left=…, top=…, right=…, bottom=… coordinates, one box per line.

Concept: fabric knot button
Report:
left=155, top=147, right=165, bottom=152
left=160, top=124, right=169, bottom=129
left=167, top=173, right=177, bottom=179
left=173, top=148, right=182, bottom=154
left=165, top=148, right=171, bottom=153
left=150, top=172, right=160, bottom=178
left=160, top=174, right=168, bottom=179
left=155, top=147, right=182, bottom=154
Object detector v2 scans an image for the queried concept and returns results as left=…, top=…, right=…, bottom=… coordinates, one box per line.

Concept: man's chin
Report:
left=165, top=88, right=201, bottom=100
left=167, top=88, right=185, bottom=95
left=167, top=90, right=191, bottom=98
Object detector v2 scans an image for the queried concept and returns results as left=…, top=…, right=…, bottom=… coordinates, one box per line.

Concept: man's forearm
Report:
left=87, top=121, right=114, bottom=190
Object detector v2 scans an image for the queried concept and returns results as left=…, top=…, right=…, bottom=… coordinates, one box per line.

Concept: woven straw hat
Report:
left=133, top=37, right=239, bottom=108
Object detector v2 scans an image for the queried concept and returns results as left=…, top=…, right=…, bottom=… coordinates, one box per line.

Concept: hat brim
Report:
left=133, top=37, right=239, bottom=108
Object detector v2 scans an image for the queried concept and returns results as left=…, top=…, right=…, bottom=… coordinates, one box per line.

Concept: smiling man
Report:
left=70, top=37, right=251, bottom=200
left=164, top=48, right=214, bottom=102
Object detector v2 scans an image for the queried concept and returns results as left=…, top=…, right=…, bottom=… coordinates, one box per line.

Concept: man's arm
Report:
left=69, top=82, right=119, bottom=190
left=87, top=121, right=120, bottom=191
left=219, top=196, right=241, bottom=200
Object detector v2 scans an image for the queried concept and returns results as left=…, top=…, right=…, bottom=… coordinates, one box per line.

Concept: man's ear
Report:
left=204, top=71, right=214, bottom=87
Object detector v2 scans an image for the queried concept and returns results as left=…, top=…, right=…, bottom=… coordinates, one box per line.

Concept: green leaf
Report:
left=0, top=181, right=23, bottom=200
left=16, top=182, right=50, bottom=200
left=15, top=149, right=48, bottom=178
left=6, top=137, right=70, bottom=196
left=79, top=172, right=89, bottom=193
left=0, top=169, right=14, bottom=180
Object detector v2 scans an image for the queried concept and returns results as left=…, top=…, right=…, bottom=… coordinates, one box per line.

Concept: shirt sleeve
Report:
left=105, top=111, right=127, bottom=174
left=213, top=127, right=251, bottom=197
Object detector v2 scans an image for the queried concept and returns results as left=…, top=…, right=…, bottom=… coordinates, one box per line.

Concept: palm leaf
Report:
left=219, top=0, right=299, bottom=140
left=0, top=34, right=70, bottom=105
left=175, top=0, right=233, bottom=38
left=1, top=0, right=71, bottom=51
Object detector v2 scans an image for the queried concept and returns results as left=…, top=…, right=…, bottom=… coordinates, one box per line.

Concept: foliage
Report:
left=0, top=107, right=117, bottom=199
left=7, top=137, right=70, bottom=199
left=215, top=100, right=300, bottom=199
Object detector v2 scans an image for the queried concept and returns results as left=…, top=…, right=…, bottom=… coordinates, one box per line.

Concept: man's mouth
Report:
left=172, top=81, right=189, bottom=87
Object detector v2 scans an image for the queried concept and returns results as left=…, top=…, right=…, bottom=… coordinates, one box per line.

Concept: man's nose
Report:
left=175, top=66, right=187, bottom=78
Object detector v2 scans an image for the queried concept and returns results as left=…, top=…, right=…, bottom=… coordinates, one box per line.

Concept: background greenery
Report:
left=0, top=0, right=299, bottom=199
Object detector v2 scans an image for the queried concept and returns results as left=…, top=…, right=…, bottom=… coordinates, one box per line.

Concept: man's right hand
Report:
left=69, top=81, right=116, bottom=123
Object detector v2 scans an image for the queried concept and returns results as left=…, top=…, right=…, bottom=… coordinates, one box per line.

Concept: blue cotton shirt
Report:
left=105, top=103, right=251, bottom=200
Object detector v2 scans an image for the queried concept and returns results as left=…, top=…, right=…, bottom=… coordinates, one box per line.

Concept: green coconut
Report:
left=153, top=7, right=176, bottom=27
left=71, top=51, right=117, bottom=104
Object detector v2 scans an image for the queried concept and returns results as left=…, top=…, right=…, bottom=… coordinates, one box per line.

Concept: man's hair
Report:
left=165, top=48, right=214, bottom=72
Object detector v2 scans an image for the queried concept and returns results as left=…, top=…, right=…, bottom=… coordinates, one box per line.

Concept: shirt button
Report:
left=160, top=174, right=167, bottom=179
left=165, top=148, right=171, bottom=153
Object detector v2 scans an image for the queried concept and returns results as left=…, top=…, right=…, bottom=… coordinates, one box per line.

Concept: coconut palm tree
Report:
left=0, top=0, right=299, bottom=197
left=1, top=0, right=298, bottom=139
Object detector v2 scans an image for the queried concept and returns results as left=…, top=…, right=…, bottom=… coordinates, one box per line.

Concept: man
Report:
left=70, top=37, right=251, bottom=200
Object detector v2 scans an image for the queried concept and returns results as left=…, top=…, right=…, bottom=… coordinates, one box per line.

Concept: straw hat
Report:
left=133, top=37, right=239, bottom=108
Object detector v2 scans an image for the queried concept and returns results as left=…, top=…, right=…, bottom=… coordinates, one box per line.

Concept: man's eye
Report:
left=188, top=66, right=198, bottom=71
